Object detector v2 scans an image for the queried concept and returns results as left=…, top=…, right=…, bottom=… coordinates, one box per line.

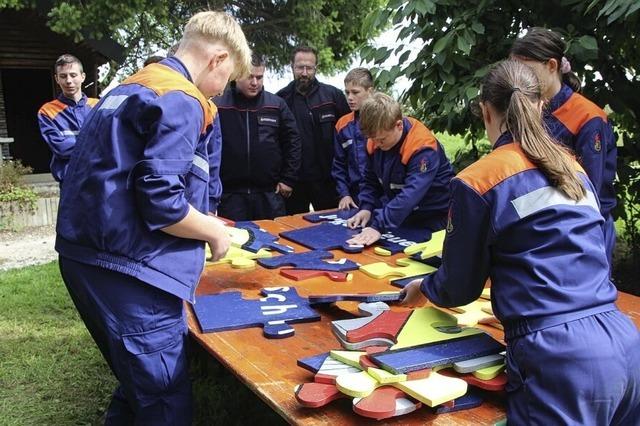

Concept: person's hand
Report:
left=338, top=195, right=358, bottom=210
left=207, top=219, right=231, bottom=262
left=346, top=226, right=381, bottom=246
left=346, top=210, right=371, bottom=229
left=400, top=279, right=428, bottom=307
left=275, top=182, right=293, bottom=198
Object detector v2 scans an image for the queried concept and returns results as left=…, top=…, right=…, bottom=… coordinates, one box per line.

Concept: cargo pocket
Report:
left=121, top=321, right=187, bottom=395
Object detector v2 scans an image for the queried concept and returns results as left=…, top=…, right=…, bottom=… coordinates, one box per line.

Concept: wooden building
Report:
left=0, top=7, right=123, bottom=175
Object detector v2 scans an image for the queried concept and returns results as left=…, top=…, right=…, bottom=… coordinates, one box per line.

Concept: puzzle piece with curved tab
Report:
left=207, top=245, right=272, bottom=269
left=258, top=250, right=359, bottom=271
left=403, top=229, right=446, bottom=259
left=360, top=258, right=437, bottom=281
left=192, top=286, right=319, bottom=338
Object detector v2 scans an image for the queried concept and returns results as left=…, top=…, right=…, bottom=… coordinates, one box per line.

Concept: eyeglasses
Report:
left=293, top=65, right=316, bottom=72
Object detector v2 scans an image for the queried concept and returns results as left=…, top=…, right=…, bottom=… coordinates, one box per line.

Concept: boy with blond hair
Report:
left=332, top=67, right=374, bottom=209
left=55, top=11, right=251, bottom=424
left=347, top=93, right=455, bottom=246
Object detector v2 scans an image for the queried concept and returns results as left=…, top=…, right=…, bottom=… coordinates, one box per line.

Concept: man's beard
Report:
left=295, top=77, right=314, bottom=94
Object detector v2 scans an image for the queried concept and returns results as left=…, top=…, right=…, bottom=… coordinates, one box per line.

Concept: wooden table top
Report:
left=186, top=217, right=640, bottom=425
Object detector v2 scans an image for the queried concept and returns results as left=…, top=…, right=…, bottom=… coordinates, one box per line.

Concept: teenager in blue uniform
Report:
left=37, top=54, right=98, bottom=183
left=346, top=92, right=454, bottom=246
left=511, top=27, right=617, bottom=269
left=215, top=53, right=301, bottom=220
left=277, top=46, right=350, bottom=214
left=331, top=68, right=374, bottom=210
left=401, top=60, right=640, bottom=425
left=55, top=12, right=251, bottom=425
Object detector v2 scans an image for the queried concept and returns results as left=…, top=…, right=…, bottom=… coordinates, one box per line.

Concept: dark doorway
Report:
left=2, top=68, right=53, bottom=173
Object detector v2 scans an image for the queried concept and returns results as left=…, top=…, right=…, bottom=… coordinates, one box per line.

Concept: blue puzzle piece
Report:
left=234, top=222, right=294, bottom=254
left=257, top=250, right=359, bottom=271
left=433, top=391, right=483, bottom=414
left=297, top=352, right=331, bottom=373
left=280, top=223, right=364, bottom=253
left=308, top=292, right=403, bottom=305
left=303, top=209, right=359, bottom=223
left=192, top=287, right=320, bottom=338
left=369, top=332, right=505, bottom=374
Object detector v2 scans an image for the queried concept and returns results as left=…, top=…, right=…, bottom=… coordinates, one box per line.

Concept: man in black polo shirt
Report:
left=215, top=54, right=301, bottom=220
left=277, top=46, right=350, bottom=214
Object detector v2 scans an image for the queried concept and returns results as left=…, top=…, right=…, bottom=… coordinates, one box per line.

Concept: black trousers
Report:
left=285, top=179, right=338, bottom=215
left=217, top=191, right=287, bottom=221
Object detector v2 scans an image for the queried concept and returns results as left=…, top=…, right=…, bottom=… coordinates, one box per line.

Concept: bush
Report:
left=0, top=161, right=37, bottom=224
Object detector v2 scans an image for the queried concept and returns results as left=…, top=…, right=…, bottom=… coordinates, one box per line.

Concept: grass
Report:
left=0, top=262, right=284, bottom=425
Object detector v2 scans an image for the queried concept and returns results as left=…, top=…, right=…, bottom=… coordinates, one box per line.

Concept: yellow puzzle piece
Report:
left=403, top=230, right=446, bottom=259
left=360, top=258, right=436, bottom=280
left=450, top=300, right=497, bottom=327
left=206, top=245, right=271, bottom=269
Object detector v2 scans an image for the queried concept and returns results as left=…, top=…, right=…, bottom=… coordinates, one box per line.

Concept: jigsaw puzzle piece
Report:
left=472, top=362, right=505, bottom=380
left=207, top=245, right=272, bottom=268
left=371, top=332, right=505, bottom=374
left=234, top=222, right=294, bottom=254
left=346, top=310, right=412, bottom=343
left=360, top=258, right=436, bottom=280
left=390, top=273, right=433, bottom=289
left=453, top=353, right=505, bottom=374
left=257, top=250, right=359, bottom=271
left=295, top=382, right=345, bottom=408
left=333, top=329, right=396, bottom=350
left=450, top=300, right=497, bottom=327
left=308, top=291, right=402, bottom=306
left=332, top=302, right=390, bottom=339
left=297, top=352, right=361, bottom=383
left=439, top=368, right=508, bottom=392
left=432, top=391, right=483, bottom=414
left=403, top=230, right=446, bottom=259
left=280, top=269, right=351, bottom=282
left=192, top=287, right=320, bottom=338
left=393, top=371, right=468, bottom=407
left=302, top=209, right=359, bottom=223
left=353, top=387, right=422, bottom=420
left=279, top=222, right=363, bottom=253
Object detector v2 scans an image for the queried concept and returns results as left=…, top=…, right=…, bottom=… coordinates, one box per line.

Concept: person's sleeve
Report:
left=128, top=92, right=205, bottom=231
left=208, top=115, right=223, bottom=213
left=370, top=147, right=440, bottom=233
left=37, top=112, right=75, bottom=159
left=358, top=151, right=383, bottom=212
left=278, top=101, right=301, bottom=188
left=420, top=179, right=492, bottom=307
left=574, top=118, right=615, bottom=210
left=332, top=125, right=351, bottom=198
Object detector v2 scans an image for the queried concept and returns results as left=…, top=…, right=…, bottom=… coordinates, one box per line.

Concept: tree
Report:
left=0, top=0, right=383, bottom=74
left=362, top=0, right=640, bottom=287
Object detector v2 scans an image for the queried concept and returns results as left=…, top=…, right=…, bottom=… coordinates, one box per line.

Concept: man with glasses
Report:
left=277, top=45, right=350, bottom=214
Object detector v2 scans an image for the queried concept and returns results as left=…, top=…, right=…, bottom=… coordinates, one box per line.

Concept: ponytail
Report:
left=481, top=60, right=586, bottom=201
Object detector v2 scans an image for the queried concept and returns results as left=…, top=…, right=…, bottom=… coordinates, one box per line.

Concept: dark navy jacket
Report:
left=359, top=117, right=455, bottom=233
left=544, top=84, right=617, bottom=220
left=277, top=79, right=350, bottom=181
left=422, top=133, right=617, bottom=339
left=214, top=85, right=301, bottom=192
left=37, top=93, right=99, bottom=182
left=56, top=57, right=219, bottom=302
left=331, top=111, right=369, bottom=200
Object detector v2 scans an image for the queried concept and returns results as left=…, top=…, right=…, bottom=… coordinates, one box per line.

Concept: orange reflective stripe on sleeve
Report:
left=552, top=92, right=608, bottom=136
left=38, top=100, right=67, bottom=119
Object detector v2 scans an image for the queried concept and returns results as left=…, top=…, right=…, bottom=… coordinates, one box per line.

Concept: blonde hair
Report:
left=359, top=92, right=402, bottom=136
left=182, top=11, right=252, bottom=80
left=480, top=60, right=585, bottom=200
left=344, top=67, right=374, bottom=89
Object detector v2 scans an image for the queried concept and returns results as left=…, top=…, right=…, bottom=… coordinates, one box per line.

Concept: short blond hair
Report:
left=359, top=92, right=402, bottom=136
left=344, top=67, right=373, bottom=89
left=182, top=11, right=252, bottom=80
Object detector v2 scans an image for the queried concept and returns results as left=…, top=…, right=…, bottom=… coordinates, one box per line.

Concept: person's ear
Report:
left=80, top=72, right=86, bottom=83
left=209, top=51, right=229, bottom=70
left=395, top=119, right=403, bottom=131
left=546, top=58, right=559, bottom=74
left=480, top=102, right=491, bottom=125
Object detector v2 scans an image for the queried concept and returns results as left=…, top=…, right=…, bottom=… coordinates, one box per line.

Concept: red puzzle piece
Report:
left=346, top=310, right=412, bottom=343
left=353, top=386, right=422, bottom=420
left=295, top=382, right=345, bottom=408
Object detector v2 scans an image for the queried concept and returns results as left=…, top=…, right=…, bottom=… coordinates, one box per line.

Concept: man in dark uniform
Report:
left=215, top=54, right=301, bottom=220
left=277, top=46, right=350, bottom=214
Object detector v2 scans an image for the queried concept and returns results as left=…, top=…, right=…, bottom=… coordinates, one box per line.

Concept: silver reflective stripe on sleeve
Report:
left=511, top=186, right=599, bottom=219
left=192, top=154, right=209, bottom=176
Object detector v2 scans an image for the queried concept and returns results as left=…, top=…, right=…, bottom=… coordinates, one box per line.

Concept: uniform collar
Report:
left=546, top=84, right=573, bottom=112
left=159, top=56, right=193, bottom=82
left=231, top=84, right=263, bottom=104
left=494, top=131, right=514, bottom=149
left=57, top=92, right=87, bottom=106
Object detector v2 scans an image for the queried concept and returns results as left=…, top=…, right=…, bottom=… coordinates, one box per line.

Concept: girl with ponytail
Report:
left=511, top=27, right=617, bottom=269
left=401, top=60, right=639, bottom=425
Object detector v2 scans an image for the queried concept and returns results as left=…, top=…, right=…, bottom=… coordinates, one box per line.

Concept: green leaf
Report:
left=457, top=34, right=471, bottom=53
left=465, top=86, right=479, bottom=100
left=471, top=22, right=485, bottom=34
left=432, top=31, right=453, bottom=54
left=577, top=35, right=598, bottom=51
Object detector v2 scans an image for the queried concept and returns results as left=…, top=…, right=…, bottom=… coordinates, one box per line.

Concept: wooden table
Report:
left=186, top=217, right=640, bottom=425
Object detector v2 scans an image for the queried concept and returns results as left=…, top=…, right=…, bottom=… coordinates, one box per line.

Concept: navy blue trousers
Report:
left=506, top=310, right=640, bottom=425
left=59, top=257, right=192, bottom=425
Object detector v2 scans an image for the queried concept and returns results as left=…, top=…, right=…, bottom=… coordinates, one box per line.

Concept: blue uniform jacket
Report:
left=277, top=79, right=350, bottom=181
left=55, top=57, right=219, bottom=302
left=37, top=93, right=99, bottom=182
left=331, top=111, right=369, bottom=200
left=421, top=133, right=618, bottom=339
left=544, top=84, right=617, bottom=219
left=214, top=85, right=301, bottom=191
left=208, top=115, right=223, bottom=212
left=359, top=117, right=455, bottom=233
